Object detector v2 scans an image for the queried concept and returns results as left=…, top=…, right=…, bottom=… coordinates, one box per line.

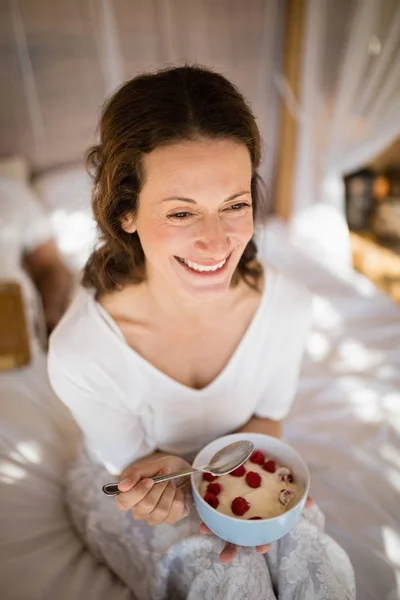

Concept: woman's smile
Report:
left=131, top=139, right=254, bottom=300
left=174, top=253, right=231, bottom=275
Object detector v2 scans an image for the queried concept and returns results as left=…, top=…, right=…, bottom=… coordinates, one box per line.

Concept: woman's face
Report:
left=125, top=138, right=254, bottom=301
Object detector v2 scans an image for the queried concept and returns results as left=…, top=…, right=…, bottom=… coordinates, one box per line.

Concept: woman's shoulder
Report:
left=262, top=263, right=313, bottom=325
left=49, top=286, right=107, bottom=365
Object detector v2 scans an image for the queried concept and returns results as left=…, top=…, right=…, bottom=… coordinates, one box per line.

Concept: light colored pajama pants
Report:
left=67, top=450, right=356, bottom=600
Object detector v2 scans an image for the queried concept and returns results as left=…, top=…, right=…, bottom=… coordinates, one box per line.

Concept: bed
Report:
left=0, top=167, right=399, bottom=600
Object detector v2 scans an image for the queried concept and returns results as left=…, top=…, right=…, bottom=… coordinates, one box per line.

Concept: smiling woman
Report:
left=82, top=66, right=263, bottom=296
left=119, top=138, right=255, bottom=301
left=47, top=65, right=355, bottom=600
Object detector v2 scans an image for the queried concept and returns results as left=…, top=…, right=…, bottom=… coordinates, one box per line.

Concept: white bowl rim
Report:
left=191, top=432, right=311, bottom=524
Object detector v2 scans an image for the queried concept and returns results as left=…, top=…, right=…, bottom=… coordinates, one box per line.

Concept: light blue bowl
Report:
left=191, top=432, right=310, bottom=547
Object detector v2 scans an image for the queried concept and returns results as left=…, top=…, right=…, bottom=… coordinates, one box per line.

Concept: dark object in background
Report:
left=344, top=169, right=375, bottom=231
left=387, top=169, right=400, bottom=197
left=372, top=169, right=400, bottom=250
left=0, top=282, right=31, bottom=371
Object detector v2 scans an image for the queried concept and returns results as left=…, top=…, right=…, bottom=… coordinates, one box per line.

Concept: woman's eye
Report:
left=168, top=212, right=192, bottom=220
left=227, top=203, right=251, bottom=212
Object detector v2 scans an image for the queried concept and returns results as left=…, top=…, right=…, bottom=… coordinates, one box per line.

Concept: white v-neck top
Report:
left=48, top=264, right=312, bottom=475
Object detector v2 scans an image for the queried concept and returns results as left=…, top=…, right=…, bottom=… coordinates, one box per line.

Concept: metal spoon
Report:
left=102, top=440, right=254, bottom=496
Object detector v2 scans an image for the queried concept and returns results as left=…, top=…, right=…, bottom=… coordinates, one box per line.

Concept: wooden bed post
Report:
left=273, top=0, right=305, bottom=220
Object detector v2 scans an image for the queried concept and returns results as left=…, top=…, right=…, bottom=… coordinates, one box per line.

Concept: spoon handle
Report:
left=102, top=467, right=200, bottom=496
left=152, top=466, right=198, bottom=484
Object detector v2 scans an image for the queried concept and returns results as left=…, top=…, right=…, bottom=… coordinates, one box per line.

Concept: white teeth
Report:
left=180, top=257, right=226, bottom=272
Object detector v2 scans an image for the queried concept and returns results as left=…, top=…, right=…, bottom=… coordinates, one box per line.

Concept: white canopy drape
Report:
left=1, top=0, right=285, bottom=188
left=291, top=0, right=400, bottom=216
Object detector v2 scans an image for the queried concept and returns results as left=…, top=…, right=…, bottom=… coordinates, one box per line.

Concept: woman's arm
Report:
left=235, top=416, right=282, bottom=439
left=121, top=415, right=282, bottom=478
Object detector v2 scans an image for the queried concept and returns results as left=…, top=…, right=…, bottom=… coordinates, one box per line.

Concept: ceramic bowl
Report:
left=191, top=432, right=310, bottom=547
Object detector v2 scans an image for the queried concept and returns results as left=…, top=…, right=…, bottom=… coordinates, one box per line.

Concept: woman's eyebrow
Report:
left=161, top=190, right=251, bottom=204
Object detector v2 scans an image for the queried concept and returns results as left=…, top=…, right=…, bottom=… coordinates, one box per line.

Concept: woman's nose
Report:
left=194, top=216, right=231, bottom=257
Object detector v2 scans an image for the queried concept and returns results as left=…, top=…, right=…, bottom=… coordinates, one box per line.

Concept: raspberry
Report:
left=249, top=516, right=262, bottom=520
left=204, top=492, right=219, bottom=509
left=207, top=482, right=222, bottom=496
left=277, top=467, right=293, bottom=483
left=263, top=460, right=276, bottom=473
left=279, top=488, right=294, bottom=507
left=231, top=496, right=250, bottom=516
left=229, top=465, right=246, bottom=477
left=249, top=450, right=265, bottom=465
left=202, top=472, right=217, bottom=482
left=245, top=471, right=262, bottom=488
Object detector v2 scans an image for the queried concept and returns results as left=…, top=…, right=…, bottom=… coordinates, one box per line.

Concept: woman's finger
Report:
left=305, top=495, right=314, bottom=509
left=115, top=478, right=154, bottom=511
left=117, top=477, right=137, bottom=493
left=256, top=544, right=271, bottom=554
left=220, top=542, right=240, bottom=563
left=132, top=469, right=171, bottom=519
left=117, top=461, right=174, bottom=493
left=147, top=482, right=176, bottom=525
left=163, top=487, right=189, bottom=524
left=199, top=523, right=212, bottom=535
left=117, top=468, right=151, bottom=492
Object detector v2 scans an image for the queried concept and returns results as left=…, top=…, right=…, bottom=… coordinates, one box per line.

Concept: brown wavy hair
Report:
left=82, top=64, right=265, bottom=294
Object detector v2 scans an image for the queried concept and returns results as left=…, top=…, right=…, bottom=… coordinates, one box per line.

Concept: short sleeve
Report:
left=254, top=277, right=313, bottom=421
left=48, top=350, right=155, bottom=475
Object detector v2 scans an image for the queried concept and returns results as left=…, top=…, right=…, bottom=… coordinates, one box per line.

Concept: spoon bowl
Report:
left=204, top=440, right=254, bottom=476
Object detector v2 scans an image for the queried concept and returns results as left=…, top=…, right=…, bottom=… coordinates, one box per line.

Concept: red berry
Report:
left=231, top=496, right=250, bottom=516
left=249, top=516, right=262, bottom=520
left=245, top=471, right=262, bottom=488
left=263, top=460, right=276, bottom=473
left=249, top=450, right=265, bottom=465
left=202, top=472, right=217, bottom=482
left=207, top=482, right=222, bottom=496
left=230, top=465, right=246, bottom=477
left=279, top=488, right=294, bottom=507
left=204, top=492, right=219, bottom=509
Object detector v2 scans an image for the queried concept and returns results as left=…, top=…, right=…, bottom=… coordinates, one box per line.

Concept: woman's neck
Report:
left=98, top=267, right=261, bottom=328
left=143, top=271, right=242, bottom=324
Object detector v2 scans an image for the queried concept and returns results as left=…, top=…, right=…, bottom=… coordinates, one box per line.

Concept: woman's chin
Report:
left=178, top=272, right=237, bottom=301
left=184, top=284, right=231, bottom=302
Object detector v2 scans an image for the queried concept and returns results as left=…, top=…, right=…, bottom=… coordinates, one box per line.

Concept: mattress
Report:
left=0, top=170, right=399, bottom=599
left=259, top=221, right=400, bottom=600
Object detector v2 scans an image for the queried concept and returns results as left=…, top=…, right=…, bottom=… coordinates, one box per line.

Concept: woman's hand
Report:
left=199, top=524, right=271, bottom=563
left=115, top=455, right=192, bottom=526
left=200, top=495, right=314, bottom=563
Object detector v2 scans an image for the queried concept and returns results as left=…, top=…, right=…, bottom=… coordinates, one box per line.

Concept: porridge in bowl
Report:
left=199, top=449, right=301, bottom=520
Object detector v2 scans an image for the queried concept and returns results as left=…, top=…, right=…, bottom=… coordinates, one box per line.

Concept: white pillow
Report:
left=33, top=167, right=97, bottom=273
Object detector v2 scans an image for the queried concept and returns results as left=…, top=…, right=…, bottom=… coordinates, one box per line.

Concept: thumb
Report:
left=117, top=469, right=144, bottom=492
left=117, top=476, right=137, bottom=492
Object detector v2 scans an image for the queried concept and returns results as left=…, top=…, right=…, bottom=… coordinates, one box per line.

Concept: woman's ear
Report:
left=121, top=213, right=137, bottom=234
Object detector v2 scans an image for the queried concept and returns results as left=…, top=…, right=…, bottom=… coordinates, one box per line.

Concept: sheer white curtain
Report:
left=291, top=0, right=400, bottom=216
left=1, top=0, right=285, bottom=187
left=282, top=0, right=400, bottom=274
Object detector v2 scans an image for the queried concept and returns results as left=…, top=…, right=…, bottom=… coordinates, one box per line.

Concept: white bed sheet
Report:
left=260, top=221, right=400, bottom=600
left=0, top=342, right=134, bottom=600
left=1, top=173, right=399, bottom=599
